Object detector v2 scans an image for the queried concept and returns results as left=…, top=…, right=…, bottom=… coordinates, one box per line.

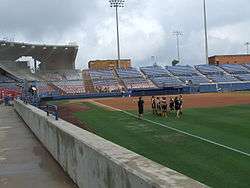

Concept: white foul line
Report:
left=92, top=101, right=250, bottom=157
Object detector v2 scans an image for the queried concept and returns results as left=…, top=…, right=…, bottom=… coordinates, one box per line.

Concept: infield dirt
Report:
left=93, top=92, right=250, bottom=110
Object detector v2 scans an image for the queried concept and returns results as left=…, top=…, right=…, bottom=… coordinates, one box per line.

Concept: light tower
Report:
left=173, top=31, right=183, bottom=64
left=109, top=0, right=125, bottom=68
left=245, top=42, right=250, bottom=54
left=203, top=0, right=209, bottom=64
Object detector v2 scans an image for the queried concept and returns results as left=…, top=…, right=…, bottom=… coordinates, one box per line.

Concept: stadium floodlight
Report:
left=245, top=42, right=250, bottom=54
left=109, top=0, right=125, bottom=68
left=203, top=0, right=209, bottom=64
left=173, top=31, right=183, bottom=64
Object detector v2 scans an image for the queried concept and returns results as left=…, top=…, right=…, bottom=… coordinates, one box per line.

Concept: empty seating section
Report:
left=63, top=70, right=82, bottom=80
left=219, top=64, right=249, bottom=74
left=195, top=64, right=240, bottom=83
left=37, top=70, right=85, bottom=94
left=92, top=79, right=120, bottom=92
left=140, top=66, right=183, bottom=87
left=116, top=68, right=142, bottom=78
left=207, top=74, right=239, bottom=83
left=140, top=66, right=171, bottom=77
left=53, top=81, right=85, bottom=94
left=36, top=82, right=55, bottom=94
left=122, top=78, right=155, bottom=89
left=116, top=68, right=155, bottom=89
left=244, top=63, right=250, bottom=70
left=40, top=70, right=83, bottom=82
left=41, top=72, right=64, bottom=81
left=166, top=65, right=199, bottom=76
left=89, top=70, right=115, bottom=80
left=234, top=74, right=250, bottom=81
left=165, top=65, right=210, bottom=84
left=195, top=65, right=225, bottom=75
left=150, top=76, right=183, bottom=87
left=89, top=70, right=120, bottom=92
left=178, top=76, right=210, bottom=84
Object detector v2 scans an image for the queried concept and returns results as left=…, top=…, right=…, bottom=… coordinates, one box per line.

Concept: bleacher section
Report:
left=140, top=66, right=171, bottom=77
left=207, top=74, right=239, bottom=83
left=53, top=80, right=85, bottom=95
left=150, top=76, right=183, bottom=87
left=244, top=63, right=250, bottom=69
left=166, top=65, right=210, bottom=85
left=37, top=70, right=85, bottom=95
left=61, top=70, right=83, bottom=80
left=195, top=65, right=225, bottom=75
left=195, top=65, right=240, bottom=83
left=219, top=64, right=249, bottom=74
left=40, top=72, right=64, bottom=81
left=234, top=74, right=250, bottom=81
left=178, top=76, right=210, bottom=84
left=89, top=70, right=121, bottom=92
left=116, top=68, right=143, bottom=78
left=122, top=77, right=155, bottom=89
left=166, top=65, right=199, bottom=76
left=89, top=70, right=115, bottom=80
left=116, top=68, right=155, bottom=89
left=1, top=61, right=250, bottom=96
left=35, top=82, right=56, bottom=95
left=92, top=79, right=120, bottom=92
left=140, top=66, right=183, bottom=87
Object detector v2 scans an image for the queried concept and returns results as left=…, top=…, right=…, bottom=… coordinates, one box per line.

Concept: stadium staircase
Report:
left=140, top=71, right=157, bottom=88
left=165, top=69, right=184, bottom=85
left=113, top=69, right=127, bottom=90
left=82, top=70, right=95, bottom=93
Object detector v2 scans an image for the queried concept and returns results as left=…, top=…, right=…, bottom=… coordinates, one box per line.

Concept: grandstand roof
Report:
left=0, top=41, right=78, bottom=70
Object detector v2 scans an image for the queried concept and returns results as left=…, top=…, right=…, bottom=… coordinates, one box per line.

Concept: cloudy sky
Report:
left=0, top=0, right=249, bottom=68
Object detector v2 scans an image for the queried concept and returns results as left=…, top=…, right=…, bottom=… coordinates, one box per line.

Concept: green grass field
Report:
left=72, top=102, right=250, bottom=188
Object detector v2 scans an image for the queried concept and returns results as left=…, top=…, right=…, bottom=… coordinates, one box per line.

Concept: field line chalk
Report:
left=92, top=101, right=250, bottom=157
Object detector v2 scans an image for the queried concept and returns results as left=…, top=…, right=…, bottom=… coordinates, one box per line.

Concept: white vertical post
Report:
left=203, top=0, right=209, bottom=64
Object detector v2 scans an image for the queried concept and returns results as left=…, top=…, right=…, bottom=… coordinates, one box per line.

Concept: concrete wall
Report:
left=14, top=100, right=206, bottom=188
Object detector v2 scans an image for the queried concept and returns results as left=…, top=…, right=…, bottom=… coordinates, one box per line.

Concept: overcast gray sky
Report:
left=0, top=0, right=249, bottom=68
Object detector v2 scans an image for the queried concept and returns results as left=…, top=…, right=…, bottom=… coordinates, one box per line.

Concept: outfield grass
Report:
left=74, top=103, right=250, bottom=188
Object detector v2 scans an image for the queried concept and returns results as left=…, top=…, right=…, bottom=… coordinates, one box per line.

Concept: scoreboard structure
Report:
left=88, top=59, right=131, bottom=70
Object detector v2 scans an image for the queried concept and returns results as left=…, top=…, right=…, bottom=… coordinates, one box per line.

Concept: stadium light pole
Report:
left=109, top=0, right=125, bottom=68
left=245, top=42, right=250, bottom=54
left=203, top=0, right=209, bottom=64
left=173, top=31, right=183, bottom=64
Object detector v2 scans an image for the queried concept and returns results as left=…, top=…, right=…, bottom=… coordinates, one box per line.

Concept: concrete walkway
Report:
left=0, top=105, right=77, bottom=188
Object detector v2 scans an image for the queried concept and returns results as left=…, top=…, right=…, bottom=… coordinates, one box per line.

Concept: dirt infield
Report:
left=93, top=92, right=250, bottom=110
left=57, top=103, right=94, bottom=132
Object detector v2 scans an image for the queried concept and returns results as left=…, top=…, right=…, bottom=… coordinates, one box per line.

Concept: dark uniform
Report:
left=174, top=98, right=181, bottom=111
left=138, top=98, right=144, bottom=117
left=169, top=98, right=175, bottom=111
left=179, top=97, right=183, bottom=115
left=174, top=97, right=181, bottom=118
left=161, top=99, right=167, bottom=112
left=151, top=97, right=156, bottom=114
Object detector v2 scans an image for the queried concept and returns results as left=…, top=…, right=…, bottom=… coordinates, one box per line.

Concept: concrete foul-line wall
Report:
left=14, top=100, right=207, bottom=188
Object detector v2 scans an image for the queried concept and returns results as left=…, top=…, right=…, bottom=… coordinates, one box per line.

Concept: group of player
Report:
left=151, top=95, right=183, bottom=118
